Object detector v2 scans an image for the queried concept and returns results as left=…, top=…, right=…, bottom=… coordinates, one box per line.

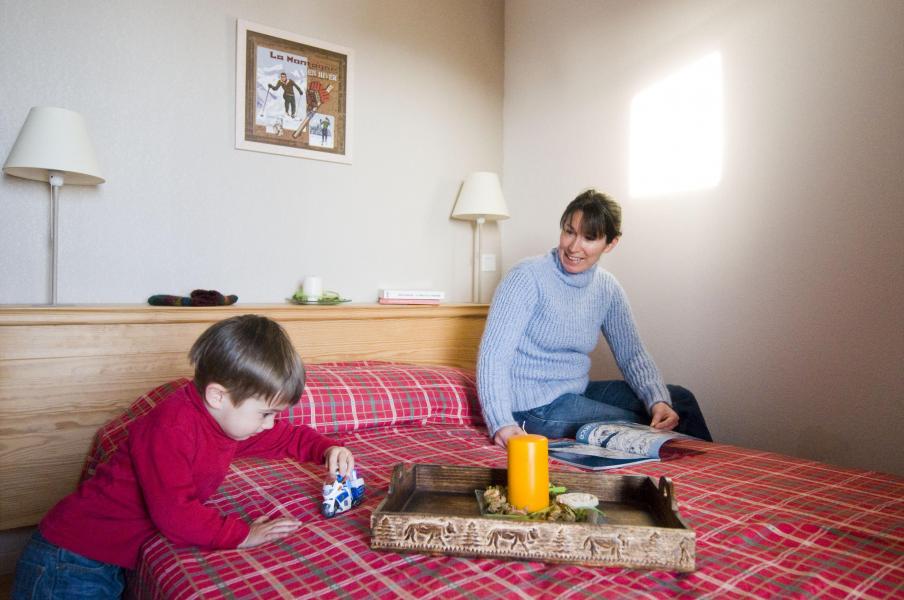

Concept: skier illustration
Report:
left=268, top=72, right=304, bottom=118
left=293, top=82, right=333, bottom=139
left=319, top=117, right=330, bottom=143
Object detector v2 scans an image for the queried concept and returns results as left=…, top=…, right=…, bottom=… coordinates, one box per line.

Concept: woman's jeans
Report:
left=512, top=380, right=713, bottom=441
left=12, top=530, right=125, bottom=599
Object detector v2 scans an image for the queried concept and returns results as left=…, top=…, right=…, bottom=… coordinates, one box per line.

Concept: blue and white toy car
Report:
left=321, top=468, right=366, bottom=518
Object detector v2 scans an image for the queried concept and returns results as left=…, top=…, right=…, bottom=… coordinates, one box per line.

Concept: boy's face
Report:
left=204, top=385, right=282, bottom=441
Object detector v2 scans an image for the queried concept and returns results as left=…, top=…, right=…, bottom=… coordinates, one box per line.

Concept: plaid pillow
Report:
left=82, top=361, right=481, bottom=480
left=285, top=361, right=481, bottom=433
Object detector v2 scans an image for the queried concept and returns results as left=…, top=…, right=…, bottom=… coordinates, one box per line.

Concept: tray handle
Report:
left=388, top=462, right=417, bottom=497
left=658, top=476, right=678, bottom=511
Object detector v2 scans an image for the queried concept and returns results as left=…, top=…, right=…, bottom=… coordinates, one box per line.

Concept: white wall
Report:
left=3, top=0, right=902, bottom=477
left=0, top=0, right=504, bottom=304
left=503, top=0, right=904, bottom=475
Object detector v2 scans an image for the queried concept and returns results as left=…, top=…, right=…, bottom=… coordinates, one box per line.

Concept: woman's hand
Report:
left=239, top=515, right=301, bottom=548
left=324, top=446, right=355, bottom=478
left=650, top=402, right=679, bottom=431
left=493, top=424, right=526, bottom=449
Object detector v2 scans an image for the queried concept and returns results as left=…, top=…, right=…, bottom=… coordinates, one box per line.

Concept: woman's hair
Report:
left=559, top=189, right=622, bottom=242
left=189, top=315, right=305, bottom=407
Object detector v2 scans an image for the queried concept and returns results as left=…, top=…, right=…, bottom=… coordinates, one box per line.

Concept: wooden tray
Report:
left=370, top=463, right=695, bottom=571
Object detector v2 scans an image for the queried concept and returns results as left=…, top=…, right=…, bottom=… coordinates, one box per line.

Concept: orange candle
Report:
left=507, top=433, right=549, bottom=512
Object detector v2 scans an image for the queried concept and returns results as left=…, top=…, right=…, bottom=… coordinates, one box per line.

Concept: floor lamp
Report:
left=3, top=107, right=105, bottom=304
left=451, top=172, right=509, bottom=303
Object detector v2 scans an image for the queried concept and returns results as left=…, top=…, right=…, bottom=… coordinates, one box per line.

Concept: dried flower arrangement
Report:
left=480, top=484, right=606, bottom=523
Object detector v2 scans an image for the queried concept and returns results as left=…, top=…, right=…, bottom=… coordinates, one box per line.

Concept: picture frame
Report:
left=235, top=19, right=352, bottom=164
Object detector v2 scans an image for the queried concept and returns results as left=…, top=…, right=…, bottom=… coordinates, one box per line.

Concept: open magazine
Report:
left=548, top=421, right=692, bottom=471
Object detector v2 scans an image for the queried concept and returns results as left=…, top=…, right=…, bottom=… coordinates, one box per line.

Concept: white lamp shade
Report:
left=3, top=106, right=104, bottom=185
left=451, top=171, right=509, bottom=221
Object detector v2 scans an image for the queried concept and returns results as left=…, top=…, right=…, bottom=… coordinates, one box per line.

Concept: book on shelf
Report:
left=377, top=297, right=441, bottom=305
left=379, top=289, right=445, bottom=300
left=547, top=421, right=692, bottom=471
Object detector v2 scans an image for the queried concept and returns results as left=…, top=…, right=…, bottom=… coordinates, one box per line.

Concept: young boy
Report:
left=13, top=315, right=354, bottom=599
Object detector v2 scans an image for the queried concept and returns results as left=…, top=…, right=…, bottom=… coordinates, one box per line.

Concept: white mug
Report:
left=303, top=276, right=323, bottom=300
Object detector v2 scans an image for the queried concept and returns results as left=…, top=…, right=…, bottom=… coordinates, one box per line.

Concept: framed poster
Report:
left=235, top=20, right=352, bottom=163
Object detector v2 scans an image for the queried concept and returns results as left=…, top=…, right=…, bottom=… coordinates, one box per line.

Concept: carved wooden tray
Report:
left=370, top=463, right=695, bottom=571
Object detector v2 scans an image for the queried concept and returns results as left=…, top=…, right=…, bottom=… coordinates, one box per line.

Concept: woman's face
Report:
left=557, top=210, right=619, bottom=274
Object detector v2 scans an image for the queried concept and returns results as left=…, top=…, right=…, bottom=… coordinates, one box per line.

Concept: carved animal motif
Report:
left=583, top=536, right=619, bottom=558
left=402, top=521, right=455, bottom=544
left=488, top=527, right=538, bottom=551
left=641, top=531, right=661, bottom=554
left=583, top=533, right=627, bottom=559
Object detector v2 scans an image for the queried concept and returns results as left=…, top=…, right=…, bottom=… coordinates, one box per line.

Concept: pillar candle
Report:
left=507, top=433, right=549, bottom=512
left=303, top=276, right=323, bottom=299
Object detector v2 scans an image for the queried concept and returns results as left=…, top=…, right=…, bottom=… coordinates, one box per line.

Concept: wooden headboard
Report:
left=0, top=303, right=488, bottom=530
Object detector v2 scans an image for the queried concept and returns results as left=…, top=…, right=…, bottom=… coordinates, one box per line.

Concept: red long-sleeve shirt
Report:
left=40, top=381, right=336, bottom=569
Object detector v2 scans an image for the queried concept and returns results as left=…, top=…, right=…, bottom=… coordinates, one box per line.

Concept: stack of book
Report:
left=378, top=289, right=445, bottom=305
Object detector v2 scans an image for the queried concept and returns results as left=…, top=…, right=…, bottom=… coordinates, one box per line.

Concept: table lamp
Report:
left=3, top=106, right=105, bottom=304
left=451, top=171, right=509, bottom=303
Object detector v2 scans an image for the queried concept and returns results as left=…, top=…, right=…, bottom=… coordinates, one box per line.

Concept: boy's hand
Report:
left=239, top=515, right=301, bottom=548
left=324, top=446, right=354, bottom=478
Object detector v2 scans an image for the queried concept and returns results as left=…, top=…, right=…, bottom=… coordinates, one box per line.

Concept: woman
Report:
left=477, top=189, right=712, bottom=448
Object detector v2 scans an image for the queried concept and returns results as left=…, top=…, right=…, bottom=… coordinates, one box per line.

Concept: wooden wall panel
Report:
left=0, top=304, right=487, bottom=530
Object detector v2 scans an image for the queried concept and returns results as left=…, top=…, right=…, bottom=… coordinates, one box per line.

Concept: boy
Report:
left=13, top=315, right=354, bottom=599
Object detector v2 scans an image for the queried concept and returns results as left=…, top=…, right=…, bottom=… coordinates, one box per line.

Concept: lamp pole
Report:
left=473, top=217, right=485, bottom=303
left=48, top=172, right=63, bottom=304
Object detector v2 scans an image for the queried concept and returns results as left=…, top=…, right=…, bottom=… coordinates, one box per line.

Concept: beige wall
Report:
left=2, top=0, right=902, bottom=477
left=0, top=0, right=504, bottom=304
left=503, top=0, right=904, bottom=475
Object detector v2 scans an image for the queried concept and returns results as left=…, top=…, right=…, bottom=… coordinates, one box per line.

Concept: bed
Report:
left=1, top=305, right=902, bottom=598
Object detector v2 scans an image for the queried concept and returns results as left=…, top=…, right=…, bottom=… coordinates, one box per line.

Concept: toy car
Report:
left=321, top=468, right=366, bottom=518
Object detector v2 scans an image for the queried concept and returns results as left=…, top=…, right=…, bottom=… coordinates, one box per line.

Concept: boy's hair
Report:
left=559, top=189, right=622, bottom=242
left=189, top=315, right=304, bottom=408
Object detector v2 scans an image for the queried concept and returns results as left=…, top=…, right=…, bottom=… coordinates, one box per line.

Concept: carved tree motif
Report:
left=553, top=528, right=570, bottom=553
left=373, top=517, right=395, bottom=540
left=463, top=522, right=481, bottom=547
left=679, top=538, right=693, bottom=566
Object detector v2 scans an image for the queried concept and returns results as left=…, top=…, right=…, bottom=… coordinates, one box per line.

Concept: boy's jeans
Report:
left=513, top=380, right=714, bottom=441
left=12, top=530, right=125, bottom=599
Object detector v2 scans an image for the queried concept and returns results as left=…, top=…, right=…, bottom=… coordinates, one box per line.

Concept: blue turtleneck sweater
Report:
left=476, top=248, right=671, bottom=436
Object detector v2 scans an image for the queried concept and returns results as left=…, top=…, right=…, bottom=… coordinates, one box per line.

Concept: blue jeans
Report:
left=12, top=530, right=125, bottom=599
left=512, top=380, right=713, bottom=441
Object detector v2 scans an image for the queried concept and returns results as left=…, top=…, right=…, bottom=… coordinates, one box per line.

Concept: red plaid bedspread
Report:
left=93, top=364, right=902, bottom=599
left=128, top=430, right=904, bottom=599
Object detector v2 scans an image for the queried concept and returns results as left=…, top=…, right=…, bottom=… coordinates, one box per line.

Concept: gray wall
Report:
left=0, top=0, right=505, bottom=304
left=503, top=0, right=904, bottom=475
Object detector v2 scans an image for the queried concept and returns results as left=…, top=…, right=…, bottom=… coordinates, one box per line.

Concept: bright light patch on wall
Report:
left=630, top=52, right=723, bottom=198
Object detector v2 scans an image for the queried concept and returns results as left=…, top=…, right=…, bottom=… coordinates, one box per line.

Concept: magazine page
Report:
left=547, top=441, right=660, bottom=471
left=575, top=421, right=689, bottom=458
left=548, top=422, right=691, bottom=470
